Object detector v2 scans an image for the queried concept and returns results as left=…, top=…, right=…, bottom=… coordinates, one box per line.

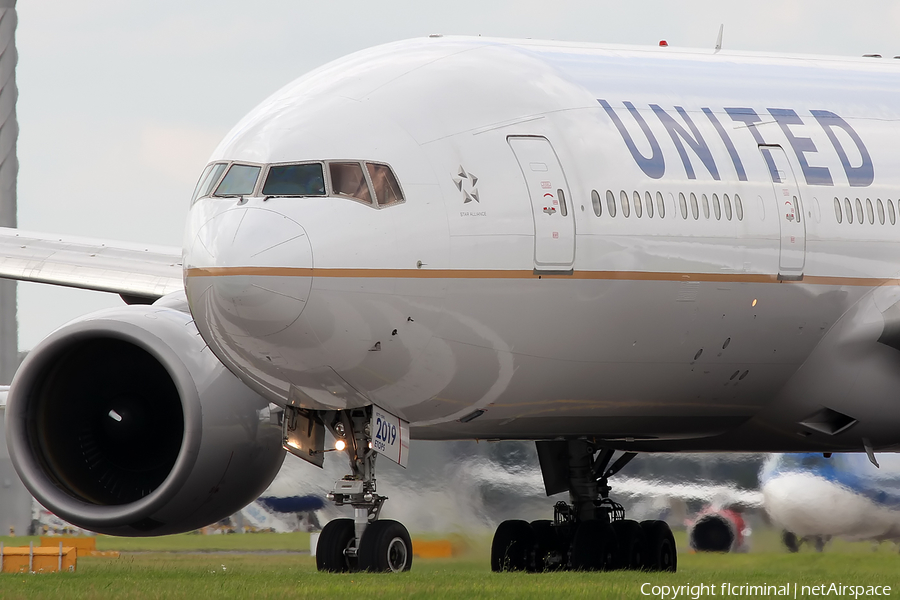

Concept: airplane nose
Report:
left=187, top=206, right=312, bottom=338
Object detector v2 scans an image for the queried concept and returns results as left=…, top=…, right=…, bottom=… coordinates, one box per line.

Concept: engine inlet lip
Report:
left=5, top=312, right=203, bottom=528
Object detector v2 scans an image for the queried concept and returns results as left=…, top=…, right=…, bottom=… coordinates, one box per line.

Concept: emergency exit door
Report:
left=760, top=145, right=806, bottom=280
left=508, top=136, right=575, bottom=272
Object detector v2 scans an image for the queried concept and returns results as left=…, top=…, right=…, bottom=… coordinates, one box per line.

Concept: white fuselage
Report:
left=182, top=37, right=900, bottom=452
left=762, top=454, right=900, bottom=541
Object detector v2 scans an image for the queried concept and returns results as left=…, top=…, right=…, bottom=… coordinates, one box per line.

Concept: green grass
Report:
left=0, top=531, right=898, bottom=599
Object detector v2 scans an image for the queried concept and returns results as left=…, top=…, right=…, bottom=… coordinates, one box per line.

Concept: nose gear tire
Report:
left=316, top=518, right=358, bottom=572
left=358, top=519, right=413, bottom=572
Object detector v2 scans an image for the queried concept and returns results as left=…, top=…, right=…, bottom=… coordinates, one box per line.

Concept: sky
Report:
left=13, top=0, right=900, bottom=350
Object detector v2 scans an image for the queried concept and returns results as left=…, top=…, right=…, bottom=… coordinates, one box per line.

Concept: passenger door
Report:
left=760, top=145, right=806, bottom=281
left=508, top=136, right=575, bottom=273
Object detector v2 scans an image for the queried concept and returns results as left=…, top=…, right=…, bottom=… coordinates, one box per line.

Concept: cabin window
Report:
left=877, top=199, right=885, bottom=224
left=701, top=194, right=710, bottom=219
left=723, top=193, right=733, bottom=221
left=620, top=190, right=631, bottom=217
left=558, top=189, right=568, bottom=216
left=690, top=193, right=699, bottom=220
left=606, top=190, right=617, bottom=217
left=844, top=198, right=854, bottom=224
left=591, top=190, right=602, bottom=217
left=330, top=162, right=373, bottom=204
left=854, top=198, right=864, bottom=224
left=262, top=163, right=326, bottom=196
left=633, top=191, right=642, bottom=218
left=215, top=164, right=262, bottom=197
left=833, top=197, right=842, bottom=224
left=712, top=194, right=721, bottom=220
left=644, top=192, right=654, bottom=218
left=679, top=193, right=688, bottom=219
left=366, top=163, right=404, bottom=206
left=656, top=192, right=666, bottom=218
left=735, top=194, right=744, bottom=221
left=865, top=198, right=874, bottom=224
left=890, top=200, right=897, bottom=225
left=192, top=162, right=228, bottom=203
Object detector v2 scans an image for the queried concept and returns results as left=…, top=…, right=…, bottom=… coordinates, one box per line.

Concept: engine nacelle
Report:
left=5, top=302, right=286, bottom=536
left=688, top=509, right=746, bottom=552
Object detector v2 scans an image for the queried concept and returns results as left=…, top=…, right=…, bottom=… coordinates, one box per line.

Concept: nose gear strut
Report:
left=315, top=406, right=412, bottom=573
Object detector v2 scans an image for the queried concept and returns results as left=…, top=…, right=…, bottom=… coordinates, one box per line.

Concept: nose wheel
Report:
left=358, top=520, right=413, bottom=572
left=315, top=407, right=414, bottom=573
left=316, top=518, right=357, bottom=572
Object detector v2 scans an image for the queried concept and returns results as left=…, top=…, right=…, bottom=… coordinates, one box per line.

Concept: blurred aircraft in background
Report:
left=761, top=453, right=900, bottom=552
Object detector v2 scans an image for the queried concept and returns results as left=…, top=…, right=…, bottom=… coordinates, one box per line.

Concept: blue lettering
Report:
left=726, top=107, right=778, bottom=181
left=702, top=108, right=747, bottom=181
left=811, top=110, right=874, bottom=187
left=768, top=108, right=833, bottom=186
left=651, top=105, right=719, bottom=180
left=598, top=99, right=665, bottom=179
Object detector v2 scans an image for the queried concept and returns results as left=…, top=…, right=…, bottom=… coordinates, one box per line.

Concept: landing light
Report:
left=334, top=439, right=346, bottom=452
left=752, top=299, right=758, bottom=307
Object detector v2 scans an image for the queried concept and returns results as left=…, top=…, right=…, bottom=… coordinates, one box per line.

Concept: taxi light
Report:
left=334, top=439, right=346, bottom=451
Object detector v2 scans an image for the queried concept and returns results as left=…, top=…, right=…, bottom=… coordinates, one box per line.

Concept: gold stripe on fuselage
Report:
left=184, top=267, right=900, bottom=287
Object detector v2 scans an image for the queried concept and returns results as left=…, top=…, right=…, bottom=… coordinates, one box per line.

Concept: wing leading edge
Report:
left=0, top=227, right=182, bottom=303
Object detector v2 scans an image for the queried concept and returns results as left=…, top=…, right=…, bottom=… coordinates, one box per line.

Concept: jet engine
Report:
left=5, top=302, right=286, bottom=536
left=688, top=509, right=747, bottom=552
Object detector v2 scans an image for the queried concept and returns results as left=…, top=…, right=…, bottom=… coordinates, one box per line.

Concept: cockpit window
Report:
left=192, top=162, right=227, bottom=203
left=192, top=159, right=404, bottom=208
left=329, top=162, right=372, bottom=204
left=191, top=164, right=214, bottom=202
left=262, top=163, right=325, bottom=196
left=366, top=163, right=404, bottom=206
left=215, top=164, right=261, bottom=197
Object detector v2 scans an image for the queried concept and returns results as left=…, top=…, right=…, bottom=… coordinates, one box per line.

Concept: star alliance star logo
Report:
left=452, top=166, right=480, bottom=203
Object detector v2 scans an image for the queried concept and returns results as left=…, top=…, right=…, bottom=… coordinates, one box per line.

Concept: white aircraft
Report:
left=762, top=453, right=900, bottom=551
left=3, top=35, right=900, bottom=574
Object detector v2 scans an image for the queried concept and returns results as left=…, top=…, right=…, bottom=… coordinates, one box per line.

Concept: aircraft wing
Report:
left=0, top=227, right=182, bottom=303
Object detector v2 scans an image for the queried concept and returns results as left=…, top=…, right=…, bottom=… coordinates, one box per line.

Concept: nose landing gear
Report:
left=491, top=440, right=676, bottom=573
left=315, top=407, right=413, bottom=573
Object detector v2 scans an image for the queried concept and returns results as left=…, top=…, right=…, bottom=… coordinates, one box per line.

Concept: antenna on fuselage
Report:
left=714, top=24, right=724, bottom=53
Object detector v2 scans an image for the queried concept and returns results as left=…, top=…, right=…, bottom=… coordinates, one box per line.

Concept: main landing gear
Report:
left=491, top=440, right=676, bottom=573
left=315, top=407, right=413, bottom=573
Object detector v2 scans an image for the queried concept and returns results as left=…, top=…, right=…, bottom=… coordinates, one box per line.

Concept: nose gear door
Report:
left=508, top=136, right=575, bottom=273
